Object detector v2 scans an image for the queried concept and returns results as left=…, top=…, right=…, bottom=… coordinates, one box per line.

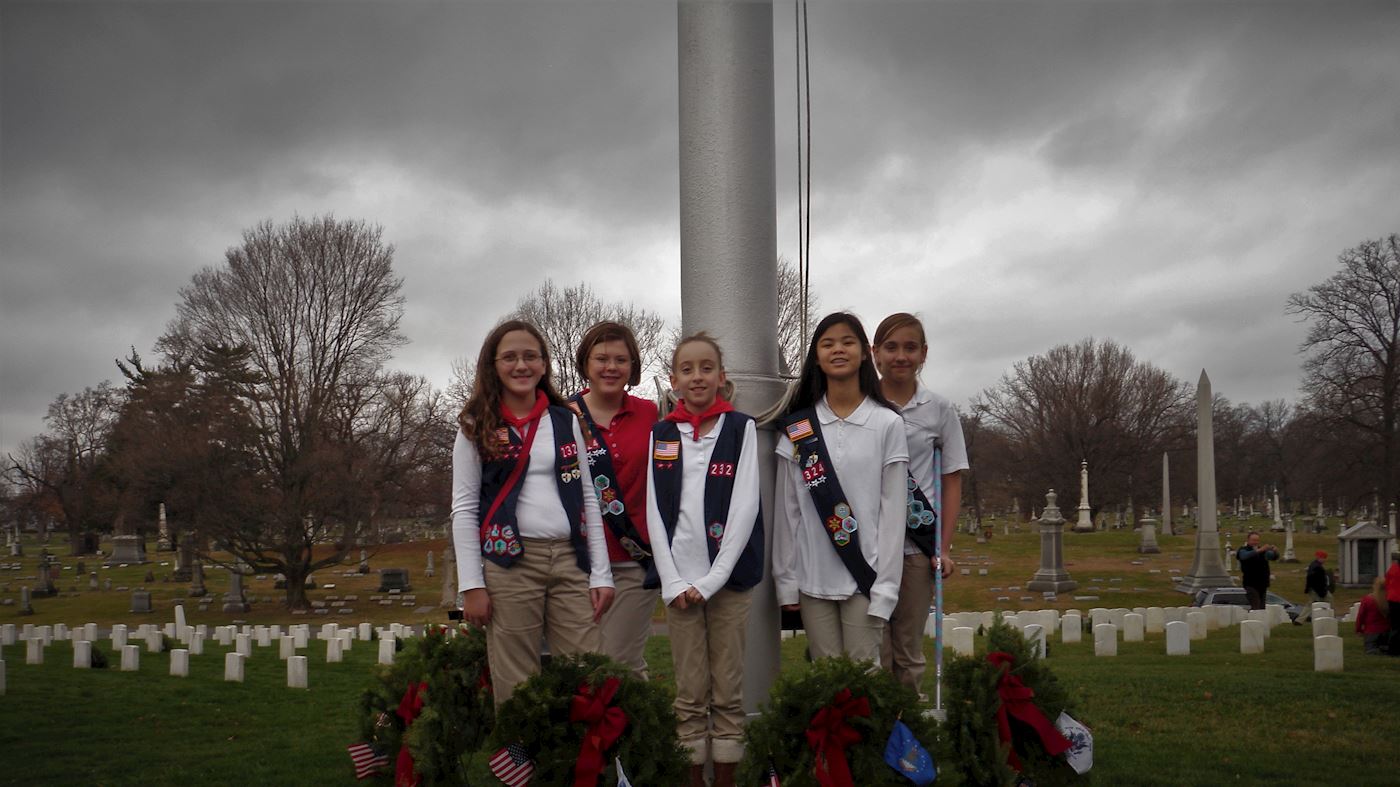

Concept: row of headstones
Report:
left=939, top=603, right=1348, bottom=672
left=1, top=617, right=422, bottom=695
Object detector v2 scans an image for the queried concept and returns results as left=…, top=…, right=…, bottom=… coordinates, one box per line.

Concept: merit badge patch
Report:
left=835, top=502, right=852, bottom=519
left=594, top=475, right=610, bottom=490
left=653, top=440, right=680, bottom=461
left=785, top=418, right=814, bottom=443
left=708, top=522, right=725, bottom=540
left=833, top=530, right=851, bottom=546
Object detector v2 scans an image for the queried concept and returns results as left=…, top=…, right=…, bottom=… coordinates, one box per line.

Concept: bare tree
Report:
left=776, top=255, right=817, bottom=376
left=1287, top=234, right=1400, bottom=509
left=975, top=338, right=1193, bottom=514
left=155, top=215, right=407, bottom=609
left=511, top=280, right=669, bottom=393
left=444, top=356, right=476, bottom=414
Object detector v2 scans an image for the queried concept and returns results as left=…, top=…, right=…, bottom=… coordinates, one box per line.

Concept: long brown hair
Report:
left=458, top=319, right=568, bottom=457
left=1373, top=576, right=1388, bottom=616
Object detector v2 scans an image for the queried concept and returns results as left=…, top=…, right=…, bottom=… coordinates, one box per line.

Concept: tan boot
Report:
left=712, top=762, right=737, bottom=787
left=687, top=764, right=707, bottom=787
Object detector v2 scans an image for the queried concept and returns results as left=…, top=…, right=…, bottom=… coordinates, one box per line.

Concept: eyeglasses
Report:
left=589, top=354, right=633, bottom=369
left=495, top=352, right=544, bottom=366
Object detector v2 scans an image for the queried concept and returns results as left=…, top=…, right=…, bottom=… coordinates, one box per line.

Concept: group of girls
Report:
left=451, top=311, right=966, bottom=787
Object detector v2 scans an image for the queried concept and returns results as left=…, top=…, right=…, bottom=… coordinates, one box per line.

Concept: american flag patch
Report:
left=489, top=743, right=535, bottom=786
left=653, top=440, right=680, bottom=461
left=786, top=418, right=814, bottom=443
left=346, top=742, right=390, bottom=780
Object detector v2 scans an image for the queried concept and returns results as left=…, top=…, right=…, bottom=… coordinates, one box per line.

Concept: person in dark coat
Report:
left=1298, top=550, right=1334, bottom=622
left=1236, top=531, right=1278, bottom=610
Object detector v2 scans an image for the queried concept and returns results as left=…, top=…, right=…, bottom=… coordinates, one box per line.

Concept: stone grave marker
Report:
left=1165, top=621, right=1190, bottom=655
left=1314, top=635, right=1343, bottom=672
left=171, top=649, right=189, bottom=677
left=130, top=590, right=153, bottom=614
left=1093, top=624, right=1117, bottom=656
left=224, top=652, right=245, bottom=682
left=1240, top=620, right=1266, bottom=654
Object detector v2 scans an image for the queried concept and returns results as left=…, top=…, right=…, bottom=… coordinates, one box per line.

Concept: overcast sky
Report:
left=3, top=0, right=1398, bottom=458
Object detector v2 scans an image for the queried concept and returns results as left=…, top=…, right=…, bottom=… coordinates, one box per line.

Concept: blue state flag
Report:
left=884, top=719, right=936, bottom=785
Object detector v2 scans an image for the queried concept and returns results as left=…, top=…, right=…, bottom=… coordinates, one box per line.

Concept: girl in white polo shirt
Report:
left=773, top=312, right=910, bottom=662
left=872, top=312, right=968, bottom=698
left=452, top=319, right=614, bottom=705
left=647, top=332, right=763, bottom=787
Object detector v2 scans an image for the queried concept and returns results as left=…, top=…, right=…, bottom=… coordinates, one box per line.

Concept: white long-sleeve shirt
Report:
left=645, top=415, right=761, bottom=605
left=451, top=415, right=613, bottom=593
left=772, top=396, right=910, bottom=620
left=900, top=384, right=969, bottom=556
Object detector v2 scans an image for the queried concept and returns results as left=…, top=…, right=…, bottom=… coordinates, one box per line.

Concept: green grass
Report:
left=3, top=626, right=1398, bottom=786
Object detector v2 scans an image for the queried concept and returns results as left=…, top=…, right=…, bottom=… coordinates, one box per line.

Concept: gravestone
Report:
left=288, top=656, right=308, bottom=689
left=378, top=637, right=396, bottom=665
left=1093, top=624, right=1117, bottom=656
left=1312, top=617, right=1338, bottom=638
left=1177, top=371, right=1232, bottom=592
left=1314, top=635, right=1343, bottom=672
left=326, top=637, right=343, bottom=663
left=224, top=652, right=245, bottom=682
left=106, top=513, right=146, bottom=566
left=425, top=551, right=434, bottom=578
left=1073, top=461, right=1094, bottom=533
left=377, top=568, right=411, bottom=593
left=1027, top=490, right=1077, bottom=593
left=19, top=587, right=33, bottom=616
left=89, top=572, right=99, bottom=591
left=73, top=640, right=92, bottom=669
left=130, top=590, right=153, bottom=614
left=1240, top=620, right=1266, bottom=654
left=1123, top=613, right=1145, bottom=642
left=222, top=569, right=250, bottom=613
left=171, top=649, right=189, bottom=677
left=947, top=626, right=975, bottom=657
left=172, top=540, right=193, bottom=582
left=1164, top=621, right=1190, bottom=655
left=121, top=645, right=140, bottom=671
left=1061, top=613, right=1082, bottom=644
left=1186, top=610, right=1208, bottom=640
left=1137, top=519, right=1161, bottom=554
left=358, top=549, right=370, bottom=574
left=35, top=560, right=57, bottom=597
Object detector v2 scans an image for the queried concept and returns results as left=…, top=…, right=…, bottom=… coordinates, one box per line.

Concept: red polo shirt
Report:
left=577, top=391, right=659, bottom=564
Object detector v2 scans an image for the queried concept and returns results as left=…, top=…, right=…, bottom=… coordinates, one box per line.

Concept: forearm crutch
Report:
left=932, top=441, right=945, bottom=721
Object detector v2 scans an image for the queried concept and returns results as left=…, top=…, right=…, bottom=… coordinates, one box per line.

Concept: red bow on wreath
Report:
left=805, top=688, right=870, bottom=787
left=570, top=677, right=629, bottom=787
left=395, top=681, right=429, bottom=787
left=986, top=651, right=1071, bottom=772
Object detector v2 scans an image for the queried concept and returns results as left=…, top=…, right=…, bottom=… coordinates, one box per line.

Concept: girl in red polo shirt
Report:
left=569, top=320, right=661, bottom=677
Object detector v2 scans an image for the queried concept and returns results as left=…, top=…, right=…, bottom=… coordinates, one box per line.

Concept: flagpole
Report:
left=932, top=442, right=946, bottom=723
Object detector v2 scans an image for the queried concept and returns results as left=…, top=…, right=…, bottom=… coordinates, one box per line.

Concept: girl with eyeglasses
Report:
left=452, top=319, right=614, bottom=704
left=568, top=321, right=661, bottom=677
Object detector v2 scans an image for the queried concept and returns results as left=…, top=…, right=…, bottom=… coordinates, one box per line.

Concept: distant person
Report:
left=1387, top=551, right=1400, bottom=639
left=1354, top=577, right=1389, bottom=655
left=1297, top=550, right=1335, bottom=623
left=1236, top=531, right=1278, bottom=610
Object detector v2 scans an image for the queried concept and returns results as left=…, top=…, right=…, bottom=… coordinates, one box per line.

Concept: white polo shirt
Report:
left=451, top=416, right=612, bottom=593
left=772, top=395, right=910, bottom=620
left=645, top=414, right=761, bottom=605
left=899, top=384, right=969, bottom=555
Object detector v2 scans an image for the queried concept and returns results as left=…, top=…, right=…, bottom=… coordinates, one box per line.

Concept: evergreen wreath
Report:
left=357, top=624, right=493, bottom=785
left=489, top=651, right=688, bottom=786
left=944, top=616, right=1088, bottom=786
left=738, top=656, right=943, bottom=786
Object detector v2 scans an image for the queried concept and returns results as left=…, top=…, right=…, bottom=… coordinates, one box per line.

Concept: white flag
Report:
left=615, top=756, right=633, bottom=787
left=1055, top=711, right=1093, bottom=774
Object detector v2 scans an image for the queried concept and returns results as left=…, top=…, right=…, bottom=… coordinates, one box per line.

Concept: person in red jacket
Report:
left=1355, top=576, right=1390, bottom=655
left=1386, top=551, right=1400, bottom=639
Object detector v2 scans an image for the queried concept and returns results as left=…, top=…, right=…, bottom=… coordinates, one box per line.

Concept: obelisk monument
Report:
left=1178, top=370, right=1232, bottom=592
left=1161, top=452, right=1173, bottom=536
left=1073, top=460, right=1094, bottom=532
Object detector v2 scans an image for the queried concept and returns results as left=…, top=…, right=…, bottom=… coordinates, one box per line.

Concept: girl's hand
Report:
left=935, top=554, right=956, bottom=578
left=463, top=588, right=492, bottom=626
left=591, top=587, right=615, bottom=623
left=683, top=587, right=705, bottom=607
left=669, top=595, right=690, bottom=611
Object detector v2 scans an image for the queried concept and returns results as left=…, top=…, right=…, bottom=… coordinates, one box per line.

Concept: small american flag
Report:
left=346, top=742, right=390, bottom=780
left=785, top=418, right=813, bottom=443
left=489, top=743, right=534, bottom=786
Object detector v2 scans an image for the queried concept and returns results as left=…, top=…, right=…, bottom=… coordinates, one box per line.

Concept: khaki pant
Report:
left=667, top=588, right=753, bottom=764
left=1296, top=590, right=1333, bottom=623
left=800, top=592, right=884, bottom=664
left=483, top=537, right=600, bottom=705
left=599, top=562, right=658, bottom=677
left=882, top=553, right=934, bottom=695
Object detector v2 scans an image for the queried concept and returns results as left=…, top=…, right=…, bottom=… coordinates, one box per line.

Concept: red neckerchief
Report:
left=500, top=390, right=550, bottom=433
left=664, top=398, right=735, bottom=441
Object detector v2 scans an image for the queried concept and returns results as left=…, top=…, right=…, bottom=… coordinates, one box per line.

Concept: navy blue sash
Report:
left=905, top=473, right=939, bottom=558
left=478, top=406, right=591, bottom=574
left=569, top=394, right=654, bottom=572
left=778, top=408, right=876, bottom=597
left=650, top=414, right=764, bottom=592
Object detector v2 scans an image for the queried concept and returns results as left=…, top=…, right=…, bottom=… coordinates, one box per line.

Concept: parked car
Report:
left=1191, top=587, right=1304, bottom=622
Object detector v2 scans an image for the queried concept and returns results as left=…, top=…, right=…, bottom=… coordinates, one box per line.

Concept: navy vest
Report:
left=650, top=413, right=764, bottom=592
left=478, top=406, right=591, bottom=575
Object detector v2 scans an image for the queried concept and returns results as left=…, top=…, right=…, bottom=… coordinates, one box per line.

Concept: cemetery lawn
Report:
left=4, top=629, right=1399, bottom=786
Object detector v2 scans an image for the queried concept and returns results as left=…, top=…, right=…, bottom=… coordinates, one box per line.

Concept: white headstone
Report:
left=84, top=623, right=98, bottom=642
left=270, top=624, right=282, bottom=640
left=1312, top=617, right=1338, bottom=638
left=111, top=624, right=128, bottom=649
left=1, top=624, right=15, bottom=647
left=1240, top=620, right=1266, bottom=654
left=255, top=627, right=271, bottom=648
left=287, top=655, right=308, bottom=689
left=378, top=637, right=396, bottom=665
left=338, top=631, right=353, bottom=651
left=1266, top=603, right=1287, bottom=628
left=146, top=629, right=164, bottom=653
left=190, top=633, right=205, bottom=656
left=163, top=623, right=176, bottom=639
left=1313, top=635, right=1343, bottom=672
left=279, top=635, right=295, bottom=660
left=174, top=604, right=186, bottom=631
left=37, top=625, right=52, bottom=646
left=293, top=628, right=309, bottom=649
left=1123, top=613, right=1145, bottom=642
left=1186, top=610, right=1208, bottom=640
left=1144, top=607, right=1165, bottom=634
left=358, top=622, right=372, bottom=641
left=73, top=640, right=91, bottom=669
left=224, top=652, right=245, bottom=682
left=121, top=644, right=140, bottom=671
left=326, top=636, right=343, bottom=663
left=1093, top=624, right=1117, bottom=656
left=1246, top=610, right=1271, bottom=638
left=1061, top=614, right=1082, bottom=644
left=1024, top=624, right=1046, bottom=658
left=1165, top=621, right=1190, bottom=655
left=53, top=623, right=69, bottom=641
left=170, top=648, right=189, bottom=677
left=947, top=626, right=975, bottom=657
left=235, top=634, right=252, bottom=658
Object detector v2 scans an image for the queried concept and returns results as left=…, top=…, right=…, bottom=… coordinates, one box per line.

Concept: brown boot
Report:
left=687, top=764, right=707, bottom=787
left=713, top=762, right=737, bottom=787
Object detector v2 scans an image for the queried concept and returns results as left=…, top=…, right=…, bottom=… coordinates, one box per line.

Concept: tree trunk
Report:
left=282, top=561, right=311, bottom=610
